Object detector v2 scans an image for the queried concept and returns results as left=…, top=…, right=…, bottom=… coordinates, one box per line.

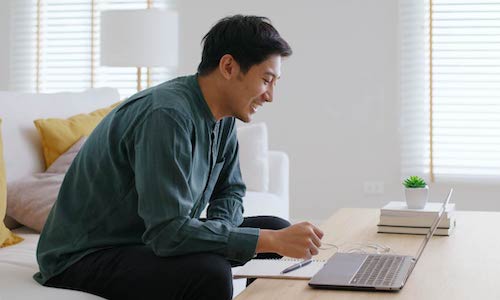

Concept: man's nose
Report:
left=262, top=87, right=274, bottom=102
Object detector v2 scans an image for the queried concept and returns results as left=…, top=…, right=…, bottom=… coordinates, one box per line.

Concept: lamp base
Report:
left=137, top=67, right=142, bottom=92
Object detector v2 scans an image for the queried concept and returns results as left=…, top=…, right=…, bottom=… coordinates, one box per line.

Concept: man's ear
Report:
left=218, top=54, right=240, bottom=80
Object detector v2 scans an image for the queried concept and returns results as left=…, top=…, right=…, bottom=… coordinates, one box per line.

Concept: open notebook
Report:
left=233, top=258, right=326, bottom=280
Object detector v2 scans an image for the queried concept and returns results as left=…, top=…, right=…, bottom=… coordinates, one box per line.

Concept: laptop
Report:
left=309, top=188, right=453, bottom=292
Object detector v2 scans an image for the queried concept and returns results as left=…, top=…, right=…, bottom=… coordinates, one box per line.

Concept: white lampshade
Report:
left=100, top=9, right=178, bottom=68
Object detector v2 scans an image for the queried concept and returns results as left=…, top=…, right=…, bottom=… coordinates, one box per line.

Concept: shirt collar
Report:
left=189, top=74, right=217, bottom=128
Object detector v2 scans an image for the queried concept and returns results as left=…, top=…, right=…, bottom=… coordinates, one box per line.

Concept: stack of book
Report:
left=378, top=201, right=456, bottom=236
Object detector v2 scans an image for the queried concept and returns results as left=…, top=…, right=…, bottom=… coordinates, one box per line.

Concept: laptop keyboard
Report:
left=350, top=255, right=404, bottom=287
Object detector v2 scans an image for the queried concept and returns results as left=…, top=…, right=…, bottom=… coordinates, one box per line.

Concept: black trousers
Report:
left=44, top=216, right=291, bottom=300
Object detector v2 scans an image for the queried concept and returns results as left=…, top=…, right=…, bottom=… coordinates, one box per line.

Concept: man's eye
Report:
left=263, top=79, right=270, bottom=85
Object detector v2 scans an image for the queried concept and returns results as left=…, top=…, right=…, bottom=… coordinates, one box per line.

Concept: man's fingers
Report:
left=312, top=225, right=324, bottom=239
left=311, top=234, right=322, bottom=248
left=309, top=246, right=319, bottom=256
left=307, top=223, right=323, bottom=247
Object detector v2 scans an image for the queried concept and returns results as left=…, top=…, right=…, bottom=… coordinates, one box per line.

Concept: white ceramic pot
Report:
left=405, top=186, right=429, bottom=209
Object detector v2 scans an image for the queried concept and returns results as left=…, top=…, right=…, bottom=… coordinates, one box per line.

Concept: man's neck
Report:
left=197, top=74, right=226, bottom=121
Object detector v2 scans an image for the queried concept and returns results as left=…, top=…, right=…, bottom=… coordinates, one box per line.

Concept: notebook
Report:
left=233, top=258, right=326, bottom=280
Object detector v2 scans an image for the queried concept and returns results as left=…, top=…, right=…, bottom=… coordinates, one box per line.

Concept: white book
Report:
left=233, top=258, right=326, bottom=280
left=379, top=215, right=456, bottom=228
left=381, top=201, right=456, bottom=218
left=377, top=224, right=455, bottom=236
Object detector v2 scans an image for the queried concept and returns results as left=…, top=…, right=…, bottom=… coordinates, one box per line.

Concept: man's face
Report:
left=227, top=55, right=282, bottom=123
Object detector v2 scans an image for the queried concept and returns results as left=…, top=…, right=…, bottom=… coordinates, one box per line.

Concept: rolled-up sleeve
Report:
left=133, top=108, right=258, bottom=263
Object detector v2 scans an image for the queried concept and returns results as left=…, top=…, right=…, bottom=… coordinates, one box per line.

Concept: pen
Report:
left=280, top=259, right=313, bottom=274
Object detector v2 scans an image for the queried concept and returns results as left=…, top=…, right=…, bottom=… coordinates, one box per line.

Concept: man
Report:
left=34, top=15, right=323, bottom=300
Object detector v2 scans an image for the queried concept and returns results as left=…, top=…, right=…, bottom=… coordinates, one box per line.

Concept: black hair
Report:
left=197, top=15, right=292, bottom=75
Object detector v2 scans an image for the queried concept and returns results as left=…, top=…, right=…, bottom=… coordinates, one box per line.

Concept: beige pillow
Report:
left=6, top=137, right=86, bottom=232
left=3, top=215, right=21, bottom=230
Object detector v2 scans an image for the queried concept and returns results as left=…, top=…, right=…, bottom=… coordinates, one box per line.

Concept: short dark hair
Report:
left=197, top=15, right=292, bottom=76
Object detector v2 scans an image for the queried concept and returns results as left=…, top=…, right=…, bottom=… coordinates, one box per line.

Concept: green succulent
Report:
left=403, top=176, right=427, bottom=188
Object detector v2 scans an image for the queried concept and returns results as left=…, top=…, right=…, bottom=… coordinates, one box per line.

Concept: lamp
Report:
left=100, top=9, right=178, bottom=92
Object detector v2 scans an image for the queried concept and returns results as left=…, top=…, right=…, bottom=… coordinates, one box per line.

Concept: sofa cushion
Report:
left=1, top=227, right=103, bottom=299
left=3, top=215, right=21, bottom=230
left=242, top=192, right=287, bottom=220
left=0, top=88, right=120, bottom=183
left=45, top=137, right=87, bottom=174
left=7, top=137, right=87, bottom=233
left=34, top=101, right=120, bottom=168
left=7, top=173, right=64, bottom=233
left=0, top=119, right=23, bottom=247
left=236, top=122, right=269, bottom=192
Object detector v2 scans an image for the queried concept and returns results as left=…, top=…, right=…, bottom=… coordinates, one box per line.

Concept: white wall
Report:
left=177, top=0, right=500, bottom=222
left=178, top=0, right=403, bottom=222
left=0, top=0, right=10, bottom=90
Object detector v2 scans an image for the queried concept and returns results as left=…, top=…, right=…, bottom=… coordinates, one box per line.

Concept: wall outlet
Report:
left=363, top=181, right=385, bottom=195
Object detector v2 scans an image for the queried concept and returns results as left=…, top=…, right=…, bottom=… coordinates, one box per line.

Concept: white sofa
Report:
left=0, top=88, right=289, bottom=299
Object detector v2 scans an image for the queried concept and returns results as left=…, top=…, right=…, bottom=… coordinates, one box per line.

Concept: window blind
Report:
left=400, top=0, right=500, bottom=181
left=9, top=0, right=175, bottom=98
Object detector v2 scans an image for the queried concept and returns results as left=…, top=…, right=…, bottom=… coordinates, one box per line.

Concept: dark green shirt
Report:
left=34, top=75, right=259, bottom=284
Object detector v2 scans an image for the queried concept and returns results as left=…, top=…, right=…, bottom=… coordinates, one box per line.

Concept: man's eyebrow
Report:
left=264, top=71, right=280, bottom=80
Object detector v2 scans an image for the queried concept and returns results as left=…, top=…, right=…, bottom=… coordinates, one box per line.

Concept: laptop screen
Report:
left=413, top=188, right=453, bottom=263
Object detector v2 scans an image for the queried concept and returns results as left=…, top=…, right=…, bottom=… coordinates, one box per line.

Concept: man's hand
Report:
left=255, top=222, right=324, bottom=259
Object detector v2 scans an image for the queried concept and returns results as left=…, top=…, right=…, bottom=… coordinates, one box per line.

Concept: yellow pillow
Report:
left=0, top=119, right=23, bottom=247
left=34, top=101, right=122, bottom=168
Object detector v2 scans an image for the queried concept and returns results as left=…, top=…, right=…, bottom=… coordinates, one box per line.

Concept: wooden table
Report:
left=235, top=208, right=500, bottom=299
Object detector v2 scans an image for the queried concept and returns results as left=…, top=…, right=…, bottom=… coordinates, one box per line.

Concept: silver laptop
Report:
left=309, top=188, right=453, bottom=292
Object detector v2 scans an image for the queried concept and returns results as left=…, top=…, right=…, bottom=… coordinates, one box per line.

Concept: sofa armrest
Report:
left=267, top=150, right=289, bottom=216
left=199, top=150, right=289, bottom=220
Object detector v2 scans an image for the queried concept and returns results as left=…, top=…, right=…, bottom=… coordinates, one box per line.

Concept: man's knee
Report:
left=261, top=216, right=291, bottom=230
left=103, top=248, right=234, bottom=300
left=271, top=216, right=291, bottom=230
left=193, top=253, right=233, bottom=300
left=240, top=215, right=291, bottom=231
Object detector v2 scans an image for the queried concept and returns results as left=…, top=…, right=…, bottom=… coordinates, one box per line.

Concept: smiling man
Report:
left=34, top=15, right=324, bottom=300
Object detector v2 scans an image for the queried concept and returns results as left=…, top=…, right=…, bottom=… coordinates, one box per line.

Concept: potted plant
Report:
left=402, top=176, right=428, bottom=209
